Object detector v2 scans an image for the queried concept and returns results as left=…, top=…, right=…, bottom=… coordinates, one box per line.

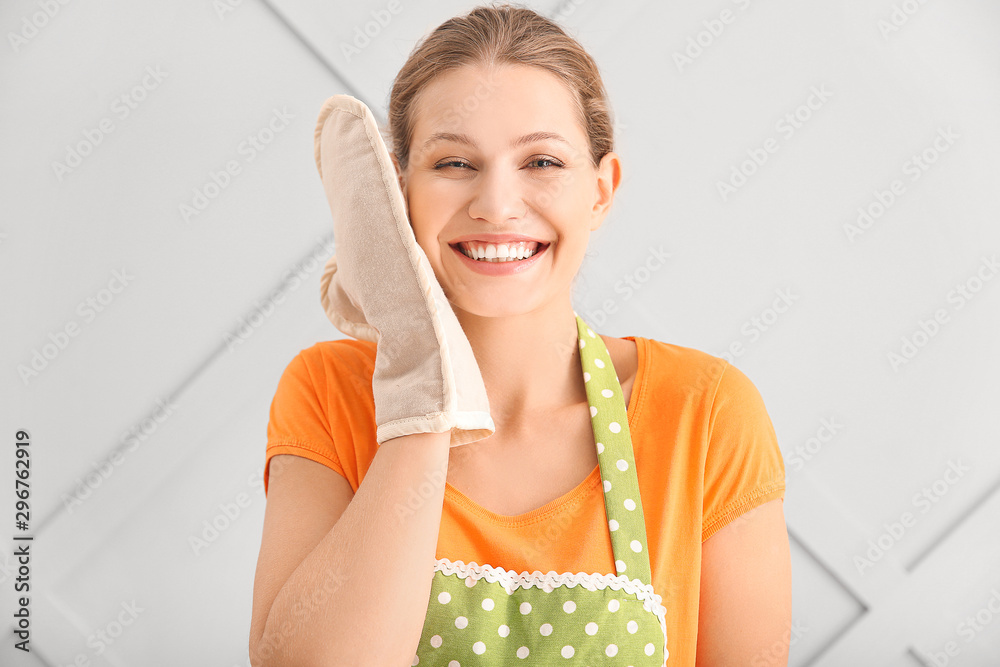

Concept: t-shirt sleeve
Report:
left=701, top=362, right=786, bottom=542
left=263, top=347, right=346, bottom=496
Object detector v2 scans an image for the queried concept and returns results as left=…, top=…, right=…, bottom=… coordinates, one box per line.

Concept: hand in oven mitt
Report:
left=313, top=94, right=496, bottom=447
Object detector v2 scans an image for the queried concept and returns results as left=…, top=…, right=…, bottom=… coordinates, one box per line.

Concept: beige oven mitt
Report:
left=313, top=94, right=495, bottom=447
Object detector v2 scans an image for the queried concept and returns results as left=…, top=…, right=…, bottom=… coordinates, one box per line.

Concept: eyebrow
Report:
left=421, top=130, right=572, bottom=151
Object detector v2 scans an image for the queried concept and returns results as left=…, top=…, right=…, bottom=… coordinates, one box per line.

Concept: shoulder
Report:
left=627, top=335, right=731, bottom=406
left=619, top=336, right=785, bottom=540
left=298, top=337, right=377, bottom=365
left=279, top=338, right=378, bottom=402
left=634, top=336, right=774, bottom=435
left=294, top=338, right=377, bottom=376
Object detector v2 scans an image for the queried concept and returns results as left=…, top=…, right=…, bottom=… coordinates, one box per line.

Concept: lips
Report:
left=451, top=240, right=549, bottom=274
left=448, top=233, right=550, bottom=245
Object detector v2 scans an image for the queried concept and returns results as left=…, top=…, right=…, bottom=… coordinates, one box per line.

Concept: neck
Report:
left=453, top=301, right=587, bottom=428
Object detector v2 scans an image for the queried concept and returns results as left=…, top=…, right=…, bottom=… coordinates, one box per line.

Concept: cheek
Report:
left=405, top=189, right=448, bottom=260
left=531, top=175, right=587, bottom=214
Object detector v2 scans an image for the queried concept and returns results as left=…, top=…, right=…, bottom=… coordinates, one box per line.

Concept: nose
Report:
left=465, top=165, right=528, bottom=225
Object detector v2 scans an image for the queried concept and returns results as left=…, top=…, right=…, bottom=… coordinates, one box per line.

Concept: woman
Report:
left=250, top=4, right=790, bottom=665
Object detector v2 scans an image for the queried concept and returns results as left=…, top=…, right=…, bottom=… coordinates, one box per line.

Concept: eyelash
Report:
left=433, top=157, right=564, bottom=171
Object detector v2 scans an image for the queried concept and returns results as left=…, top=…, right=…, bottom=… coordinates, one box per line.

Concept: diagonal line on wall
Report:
left=33, top=233, right=335, bottom=537
left=788, top=526, right=869, bottom=612
left=906, top=470, right=1000, bottom=572
left=33, top=0, right=387, bottom=539
left=785, top=467, right=910, bottom=608
left=786, top=528, right=868, bottom=667
left=807, top=483, right=1000, bottom=666
left=5, top=630, right=56, bottom=666
left=257, top=0, right=384, bottom=126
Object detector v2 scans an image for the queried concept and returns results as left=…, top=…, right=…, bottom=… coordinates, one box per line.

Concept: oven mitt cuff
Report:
left=313, top=94, right=495, bottom=447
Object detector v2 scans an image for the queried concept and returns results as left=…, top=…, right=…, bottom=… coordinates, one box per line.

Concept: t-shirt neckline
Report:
left=444, top=336, right=648, bottom=526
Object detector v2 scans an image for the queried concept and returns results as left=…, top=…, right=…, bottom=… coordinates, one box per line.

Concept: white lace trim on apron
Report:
left=433, top=557, right=667, bottom=619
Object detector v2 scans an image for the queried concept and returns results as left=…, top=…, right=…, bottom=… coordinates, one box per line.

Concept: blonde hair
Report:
left=386, top=2, right=615, bottom=172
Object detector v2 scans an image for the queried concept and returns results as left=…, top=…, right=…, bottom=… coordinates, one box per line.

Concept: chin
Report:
left=451, top=299, right=544, bottom=319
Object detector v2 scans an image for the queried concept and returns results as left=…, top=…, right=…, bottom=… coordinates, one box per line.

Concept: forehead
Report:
left=410, top=64, right=586, bottom=151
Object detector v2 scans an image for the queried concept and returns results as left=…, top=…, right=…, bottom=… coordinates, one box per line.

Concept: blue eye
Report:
left=433, top=157, right=564, bottom=170
left=530, top=157, right=563, bottom=169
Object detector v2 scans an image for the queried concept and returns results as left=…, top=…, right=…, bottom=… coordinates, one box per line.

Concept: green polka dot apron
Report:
left=412, top=314, right=668, bottom=665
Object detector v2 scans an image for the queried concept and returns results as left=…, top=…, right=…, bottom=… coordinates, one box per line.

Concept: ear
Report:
left=589, top=151, right=622, bottom=232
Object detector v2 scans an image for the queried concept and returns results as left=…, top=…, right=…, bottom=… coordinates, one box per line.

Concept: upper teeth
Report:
left=460, top=241, right=540, bottom=261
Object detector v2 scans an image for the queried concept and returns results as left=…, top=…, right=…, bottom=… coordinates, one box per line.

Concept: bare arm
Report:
left=249, top=431, right=452, bottom=667
left=695, top=499, right=792, bottom=666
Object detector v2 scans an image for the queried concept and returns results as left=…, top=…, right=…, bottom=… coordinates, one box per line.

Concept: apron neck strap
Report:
left=574, top=313, right=653, bottom=585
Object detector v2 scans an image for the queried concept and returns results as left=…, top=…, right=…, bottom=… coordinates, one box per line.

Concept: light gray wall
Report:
left=1, top=0, right=998, bottom=665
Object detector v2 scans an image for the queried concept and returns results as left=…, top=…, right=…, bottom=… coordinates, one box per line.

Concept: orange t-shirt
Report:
left=264, top=335, right=785, bottom=666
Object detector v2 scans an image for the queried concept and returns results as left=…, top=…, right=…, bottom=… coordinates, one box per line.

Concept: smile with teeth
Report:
left=457, top=241, right=544, bottom=262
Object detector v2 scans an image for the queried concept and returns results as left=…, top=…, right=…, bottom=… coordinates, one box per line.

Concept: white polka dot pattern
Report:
left=409, top=314, right=666, bottom=665
left=576, top=316, right=650, bottom=588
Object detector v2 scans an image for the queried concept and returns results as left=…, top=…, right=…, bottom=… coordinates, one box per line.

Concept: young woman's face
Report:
left=397, top=63, right=619, bottom=318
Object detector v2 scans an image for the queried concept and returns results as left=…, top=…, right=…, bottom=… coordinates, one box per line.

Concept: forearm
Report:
left=253, top=431, right=451, bottom=667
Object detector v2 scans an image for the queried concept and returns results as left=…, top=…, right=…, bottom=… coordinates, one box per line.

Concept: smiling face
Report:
left=394, top=63, right=620, bottom=318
